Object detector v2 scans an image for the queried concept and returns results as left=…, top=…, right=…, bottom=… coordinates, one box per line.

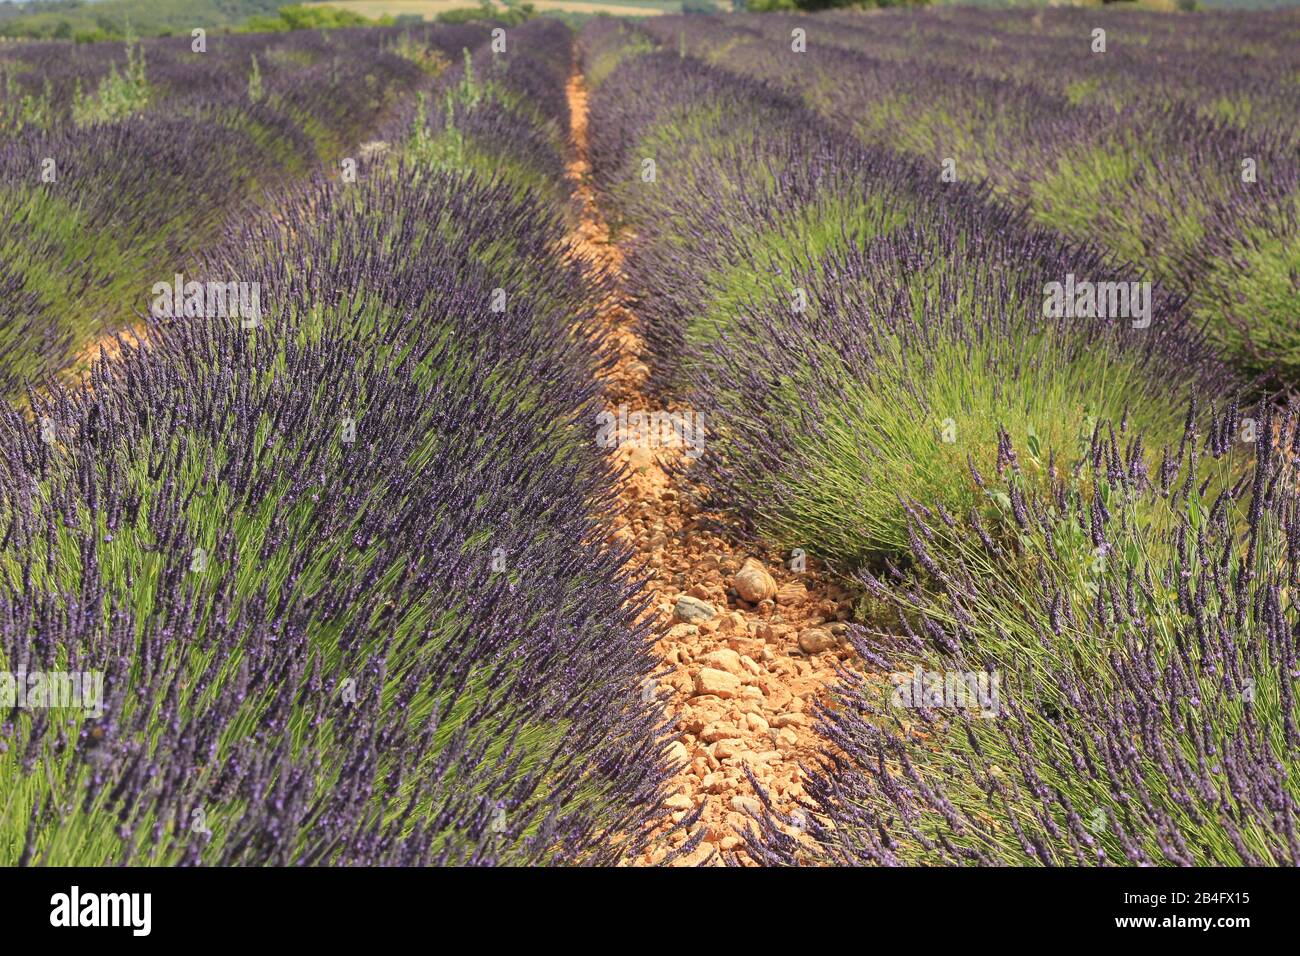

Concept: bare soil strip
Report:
left=565, top=67, right=854, bottom=866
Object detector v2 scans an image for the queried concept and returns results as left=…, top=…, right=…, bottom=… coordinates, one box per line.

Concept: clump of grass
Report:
left=406, top=37, right=570, bottom=208
left=691, top=222, right=1233, bottom=566
left=247, top=54, right=264, bottom=104
left=71, top=35, right=150, bottom=127
left=388, top=30, right=454, bottom=76
left=0, top=68, right=54, bottom=134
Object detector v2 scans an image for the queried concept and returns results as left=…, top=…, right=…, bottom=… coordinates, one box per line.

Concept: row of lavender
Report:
left=0, top=25, right=486, bottom=398
left=644, top=10, right=1300, bottom=385
left=581, top=17, right=1300, bottom=864
left=748, top=398, right=1300, bottom=866
left=582, top=18, right=1229, bottom=565
left=0, top=20, right=679, bottom=866
left=816, top=7, right=1300, bottom=139
left=0, top=27, right=470, bottom=132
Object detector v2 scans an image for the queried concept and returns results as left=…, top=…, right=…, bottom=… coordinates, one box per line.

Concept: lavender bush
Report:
left=647, top=10, right=1299, bottom=385
left=582, top=25, right=1233, bottom=567
left=0, top=25, right=485, bottom=398
left=0, top=21, right=682, bottom=867
left=745, top=399, right=1300, bottom=865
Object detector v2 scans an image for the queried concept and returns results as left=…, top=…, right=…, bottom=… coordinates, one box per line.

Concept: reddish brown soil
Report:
left=565, top=68, right=853, bottom=866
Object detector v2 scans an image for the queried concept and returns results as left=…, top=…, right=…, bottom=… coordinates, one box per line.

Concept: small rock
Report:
left=681, top=844, right=714, bottom=866
left=733, top=560, right=777, bottom=603
left=798, top=627, right=836, bottom=654
left=675, top=594, right=717, bottom=624
left=765, top=686, right=791, bottom=708
left=727, top=812, right=757, bottom=837
left=769, top=713, right=807, bottom=729
left=730, top=795, right=762, bottom=816
left=627, top=444, right=655, bottom=470
left=694, top=668, right=741, bottom=698
left=714, top=739, right=742, bottom=760
left=666, top=741, right=690, bottom=765
left=717, top=611, right=747, bottom=635
left=776, top=581, right=808, bottom=606
left=699, top=648, right=743, bottom=674
left=664, top=793, right=694, bottom=812
left=701, top=722, right=738, bottom=743
left=700, top=772, right=727, bottom=794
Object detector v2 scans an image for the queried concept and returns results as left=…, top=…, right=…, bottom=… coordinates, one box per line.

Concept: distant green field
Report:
left=0, top=0, right=684, bottom=38
left=0, top=0, right=283, bottom=39
left=304, top=0, right=682, bottom=17
left=937, top=0, right=1300, bottom=7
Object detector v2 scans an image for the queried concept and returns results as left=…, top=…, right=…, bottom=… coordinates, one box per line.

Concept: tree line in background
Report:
left=0, top=0, right=943, bottom=44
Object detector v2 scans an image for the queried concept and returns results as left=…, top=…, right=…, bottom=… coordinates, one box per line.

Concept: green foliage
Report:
left=733, top=289, right=1207, bottom=564
left=248, top=54, right=264, bottom=103
left=403, top=44, right=568, bottom=220
left=388, top=30, right=454, bottom=75
left=1191, top=193, right=1300, bottom=378
left=585, top=26, right=656, bottom=89
left=1, top=0, right=282, bottom=40
left=409, top=88, right=460, bottom=167
left=743, top=0, right=928, bottom=9
left=0, top=68, right=54, bottom=134
left=70, top=34, right=150, bottom=127
left=435, top=2, right=537, bottom=25
left=240, top=5, right=388, bottom=33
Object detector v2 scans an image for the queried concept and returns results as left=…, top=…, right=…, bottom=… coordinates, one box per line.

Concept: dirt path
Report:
left=564, top=68, right=855, bottom=866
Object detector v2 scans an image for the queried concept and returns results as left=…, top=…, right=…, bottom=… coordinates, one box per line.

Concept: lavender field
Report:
left=1, top=4, right=1298, bottom=885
